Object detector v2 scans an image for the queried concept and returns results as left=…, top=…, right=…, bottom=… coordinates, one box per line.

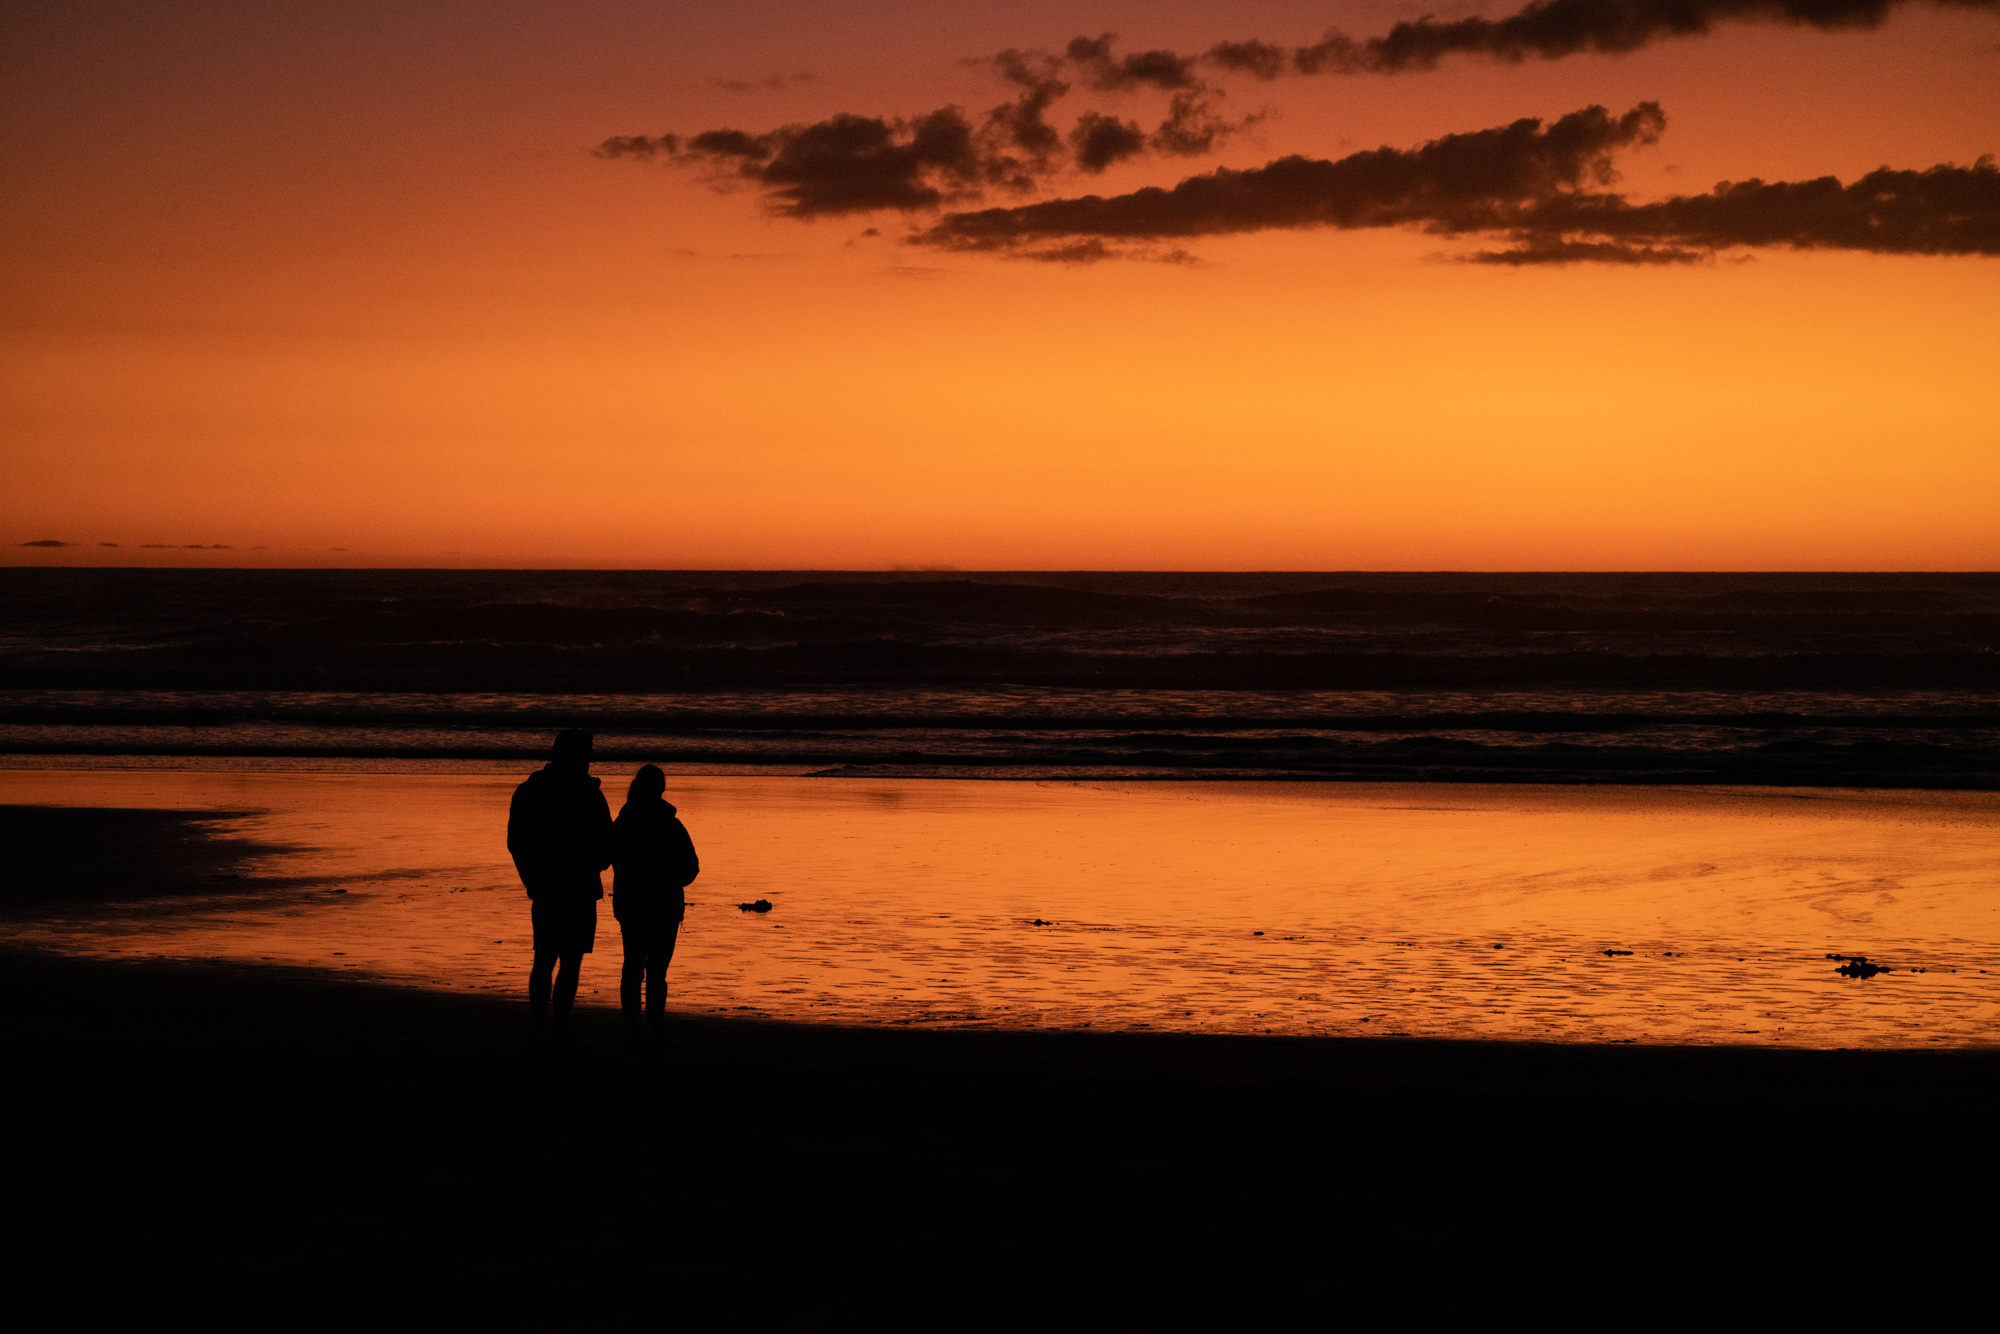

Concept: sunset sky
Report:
left=5, top=0, right=1996, bottom=570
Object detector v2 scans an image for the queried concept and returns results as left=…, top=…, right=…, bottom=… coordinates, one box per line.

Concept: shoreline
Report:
left=6, top=751, right=2000, bottom=788
left=11, top=938, right=1997, bottom=1072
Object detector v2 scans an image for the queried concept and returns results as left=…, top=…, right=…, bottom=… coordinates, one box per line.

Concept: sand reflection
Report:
left=4, top=769, right=1994, bottom=1048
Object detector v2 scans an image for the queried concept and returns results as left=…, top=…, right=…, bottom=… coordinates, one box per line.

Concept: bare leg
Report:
left=551, top=950, right=583, bottom=1028
left=620, top=927, right=645, bottom=1023
left=529, top=950, right=557, bottom=1026
left=647, top=920, right=681, bottom=1036
left=647, top=922, right=680, bottom=1017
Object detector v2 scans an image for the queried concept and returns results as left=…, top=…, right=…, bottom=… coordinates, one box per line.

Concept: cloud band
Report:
left=911, top=105, right=1999, bottom=265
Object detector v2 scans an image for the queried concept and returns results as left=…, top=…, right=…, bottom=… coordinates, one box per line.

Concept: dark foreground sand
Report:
left=7, top=809, right=1997, bottom=1321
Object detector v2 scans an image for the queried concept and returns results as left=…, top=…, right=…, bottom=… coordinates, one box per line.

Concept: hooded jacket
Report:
left=612, top=797, right=699, bottom=921
left=507, top=764, right=613, bottom=901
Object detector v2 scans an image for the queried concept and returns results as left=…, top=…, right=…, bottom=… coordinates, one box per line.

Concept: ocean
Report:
left=7, top=569, right=1996, bottom=1051
left=3, top=568, right=1996, bottom=785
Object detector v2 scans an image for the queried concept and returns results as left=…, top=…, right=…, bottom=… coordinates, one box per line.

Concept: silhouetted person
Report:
left=507, top=729, right=612, bottom=1039
left=612, top=764, right=699, bottom=1043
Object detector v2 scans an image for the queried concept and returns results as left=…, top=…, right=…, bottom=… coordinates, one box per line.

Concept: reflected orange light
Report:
left=6, top=769, right=1995, bottom=1049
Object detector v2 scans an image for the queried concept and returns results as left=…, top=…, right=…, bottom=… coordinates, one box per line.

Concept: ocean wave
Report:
left=1, top=687, right=1995, bottom=730
left=4, top=719, right=1995, bottom=787
left=5, top=570, right=1996, bottom=785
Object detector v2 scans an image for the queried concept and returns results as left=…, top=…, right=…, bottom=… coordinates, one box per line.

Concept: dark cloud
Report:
left=19, top=539, right=70, bottom=547
left=597, top=133, right=678, bottom=159
left=600, top=34, right=1257, bottom=217
left=1490, top=158, right=2000, bottom=261
left=920, top=104, right=1666, bottom=249
left=1151, top=92, right=1254, bottom=158
left=1008, top=241, right=1205, bottom=266
left=732, top=0, right=2000, bottom=120
left=1207, top=39, right=1290, bottom=80
left=1036, top=36, right=1255, bottom=164
left=1017, top=238, right=1121, bottom=265
left=983, top=54, right=1069, bottom=178
left=99, top=542, right=119, bottom=547
left=711, top=72, right=815, bottom=92
left=599, top=109, right=1046, bottom=216
left=1070, top=112, right=1147, bottom=172
left=1286, top=0, right=2000, bottom=76
left=603, top=3, right=2000, bottom=218
left=686, top=129, right=761, bottom=157
left=1196, top=0, right=2000, bottom=80
left=917, top=105, right=2000, bottom=265
left=1466, top=239, right=1709, bottom=264
left=1064, top=34, right=1201, bottom=90
left=598, top=109, right=1004, bottom=217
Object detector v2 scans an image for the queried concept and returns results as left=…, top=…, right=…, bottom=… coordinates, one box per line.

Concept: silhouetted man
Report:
left=507, top=728, right=613, bottom=1038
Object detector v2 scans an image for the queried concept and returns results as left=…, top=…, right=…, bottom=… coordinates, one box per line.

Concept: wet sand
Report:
left=4, top=769, right=1995, bottom=1048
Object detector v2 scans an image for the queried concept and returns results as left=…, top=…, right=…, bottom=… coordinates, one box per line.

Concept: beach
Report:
left=6, top=769, right=1995, bottom=1049
left=6, top=566, right=1997, bottom=1314
left=12, top=0, right=1998, bottom=1308
left=8, top=765, right=1996, bottom=1315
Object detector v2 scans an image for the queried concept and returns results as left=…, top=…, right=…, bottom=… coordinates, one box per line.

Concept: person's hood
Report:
left=614, top=792, right=674, bottom=814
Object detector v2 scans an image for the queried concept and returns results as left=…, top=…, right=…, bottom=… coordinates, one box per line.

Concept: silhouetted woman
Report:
left=612, top=765, right=700, bottom=1042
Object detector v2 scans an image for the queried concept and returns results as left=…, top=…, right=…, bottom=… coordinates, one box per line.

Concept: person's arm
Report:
left=507, top=786, right=540, bottom=892
left=607, top=807, right=627, bottom=871
left=590, top=790, right=614, bottom=871
left=672, top=822, right=699, bottom=887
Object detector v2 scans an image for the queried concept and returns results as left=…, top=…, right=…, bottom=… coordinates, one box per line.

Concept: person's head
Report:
left=627, top=764, right=665, bottom=803
left=550, top=729, right=593, bottom=768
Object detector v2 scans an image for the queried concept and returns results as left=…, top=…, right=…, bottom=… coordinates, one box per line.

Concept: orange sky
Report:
left=4, top=0, right=1996, bottom=570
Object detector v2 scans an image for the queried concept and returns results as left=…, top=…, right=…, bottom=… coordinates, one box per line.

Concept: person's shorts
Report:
left=618, top=912, right=683, bottom=956
left=531, top=898, right=598, bottom=955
